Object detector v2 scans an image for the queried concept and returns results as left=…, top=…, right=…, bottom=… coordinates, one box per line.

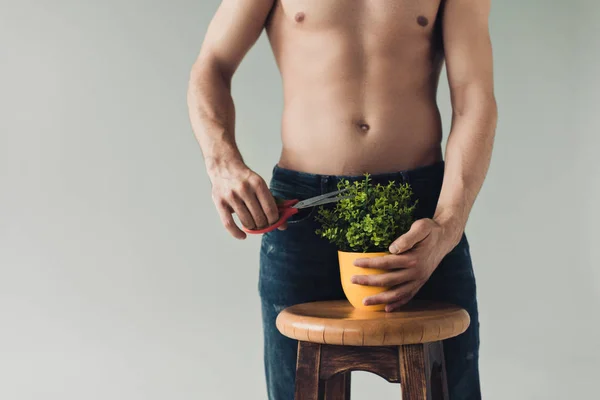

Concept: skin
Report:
left=188, top=0, right=497, bottom=312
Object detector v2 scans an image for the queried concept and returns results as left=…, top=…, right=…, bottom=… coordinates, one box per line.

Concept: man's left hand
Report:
left=351, top=218, right=454, bottom=312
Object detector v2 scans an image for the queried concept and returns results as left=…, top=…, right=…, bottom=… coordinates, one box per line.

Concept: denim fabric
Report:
left=258, top=161, right=481, bottom=400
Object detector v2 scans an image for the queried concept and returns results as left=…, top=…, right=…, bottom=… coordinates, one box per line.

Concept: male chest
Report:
left=277, top=0, right=444, bottom=34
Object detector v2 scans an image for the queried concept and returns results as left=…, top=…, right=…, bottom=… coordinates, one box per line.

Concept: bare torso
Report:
left=265, top=0, right=445, bottom=175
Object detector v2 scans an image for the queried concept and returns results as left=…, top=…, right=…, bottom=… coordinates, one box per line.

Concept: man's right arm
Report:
left=187, top=0, right=279, bottom=239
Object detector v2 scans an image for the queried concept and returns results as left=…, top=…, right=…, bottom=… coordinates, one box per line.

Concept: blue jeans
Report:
left=258, top=161, right=481, bottom=400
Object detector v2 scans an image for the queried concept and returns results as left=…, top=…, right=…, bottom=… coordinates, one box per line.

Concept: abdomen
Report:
left=266, top=0, right=445, bottom=175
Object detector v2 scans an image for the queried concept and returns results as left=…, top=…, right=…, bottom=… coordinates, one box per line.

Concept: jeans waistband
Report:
left=271, top=161, right=445, bottom=219
left=272, top=160, right=445, bottom=187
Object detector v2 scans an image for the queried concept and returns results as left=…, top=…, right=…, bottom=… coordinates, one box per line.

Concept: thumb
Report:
left=389, top=219, right=432, bottom=254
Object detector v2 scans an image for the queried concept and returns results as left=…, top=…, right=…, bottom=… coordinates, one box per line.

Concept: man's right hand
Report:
left=209, top=160, right=283, bottom=239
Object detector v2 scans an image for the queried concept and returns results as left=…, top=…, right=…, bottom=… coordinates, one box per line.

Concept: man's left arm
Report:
left=429, top=0, right=497, bottom=253
left=352, top=0, right=497, bottom=311
left=389, top=0, right=497, bottom=256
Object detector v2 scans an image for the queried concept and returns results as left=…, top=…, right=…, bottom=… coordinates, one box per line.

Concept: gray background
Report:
left=1, top=0, right=598, bottom=399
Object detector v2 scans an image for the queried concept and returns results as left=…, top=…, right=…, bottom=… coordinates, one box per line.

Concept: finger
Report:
left=229, top=195, right=256, bottom=230
left=277, top=221, right=288, bottom=231
left=363, top=282, right=416, bottom=306
left=389, top=219, right=433, bottom=254
left=385, top=297, right=413, bottom=312
left=254, top=179, right=280, bottom=226
left=353, top=253, right=414, bottom=269
left=243, top=193, right=269, bottom=229
left=217, top=204, right=246, bottom=240
left=351, top=268, right=414, bottom=287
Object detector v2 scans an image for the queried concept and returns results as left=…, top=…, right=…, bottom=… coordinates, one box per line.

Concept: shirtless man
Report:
left=188, top=0, right=496, bottom=398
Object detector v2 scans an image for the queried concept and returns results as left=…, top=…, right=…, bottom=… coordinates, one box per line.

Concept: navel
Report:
left=295, top=12, right=305, bottom=23
left=417, top=16, right=429, bottom=27
left=356, top=120, right=370, bottom=132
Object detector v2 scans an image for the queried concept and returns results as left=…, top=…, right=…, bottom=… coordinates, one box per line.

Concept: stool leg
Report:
left=426, top=341, right=449, bottom=400
left=295, top=341, right=325, bottom=400
left=399, top=343, right=448, bottom=400
left=324, top=371, right=351, bottom=400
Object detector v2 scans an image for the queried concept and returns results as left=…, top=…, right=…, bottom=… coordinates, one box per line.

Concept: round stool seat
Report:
left=276, top=300, right=470, bottom=346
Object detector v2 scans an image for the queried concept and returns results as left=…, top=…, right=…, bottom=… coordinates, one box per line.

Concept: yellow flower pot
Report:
left=338, top=250, right=390, bottom=311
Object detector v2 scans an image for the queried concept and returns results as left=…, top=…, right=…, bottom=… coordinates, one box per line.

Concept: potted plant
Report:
left=315, top=174, right=417, bottom=311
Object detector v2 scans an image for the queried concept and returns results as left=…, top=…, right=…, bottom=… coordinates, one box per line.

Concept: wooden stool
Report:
left=276, top=300, right=470, bottom=400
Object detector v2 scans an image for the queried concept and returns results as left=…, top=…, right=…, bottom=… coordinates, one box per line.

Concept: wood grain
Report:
left=287, top=301, right=459, bottom=399
left=399, top=344, right=428, bottom=400
left=295, top=341, right=450, bottom=399
left=426, top=341, right=449, bottom=400
left=320, top=345, right=400, bottom=383
left=399, top=343, right=448, bottom=400
left=324, top=371, right=351, bottom=400
left=276, top=300, right=469, bottom=346
left=295, top=341, right=324, bottom=400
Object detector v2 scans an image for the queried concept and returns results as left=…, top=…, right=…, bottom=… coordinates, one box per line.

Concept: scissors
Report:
left=242, top=187, right=354, bottom=234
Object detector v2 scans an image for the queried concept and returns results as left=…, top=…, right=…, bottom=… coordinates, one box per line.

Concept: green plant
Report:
left=315, top=174, right=418, bottom=253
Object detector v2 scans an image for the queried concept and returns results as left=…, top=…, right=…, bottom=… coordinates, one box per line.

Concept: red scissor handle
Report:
left=243, top=199, right=300, bottom=234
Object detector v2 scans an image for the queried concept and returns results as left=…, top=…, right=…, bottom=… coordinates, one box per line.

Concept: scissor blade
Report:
left=293, top=187, right=351, bottom=208
left=303, top=195, right=355, bottom=208
left=295, top=195, right=354, bottom=209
